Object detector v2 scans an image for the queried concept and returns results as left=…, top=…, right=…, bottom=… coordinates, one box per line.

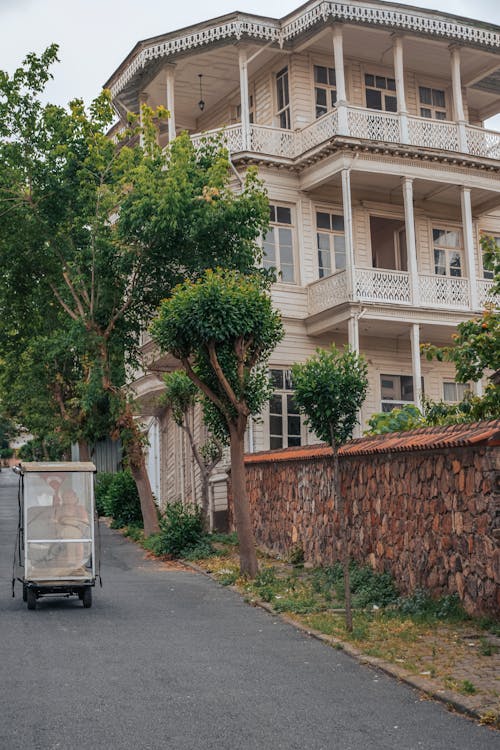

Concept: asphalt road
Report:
left=0, top=469, right=498, bottom=750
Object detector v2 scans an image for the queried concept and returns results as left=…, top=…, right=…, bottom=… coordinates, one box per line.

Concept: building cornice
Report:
left=106, top=1, right=500, bottom=99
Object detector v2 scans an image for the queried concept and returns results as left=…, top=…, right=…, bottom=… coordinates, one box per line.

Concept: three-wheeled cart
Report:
left=13, top=461, right=98, bottom=610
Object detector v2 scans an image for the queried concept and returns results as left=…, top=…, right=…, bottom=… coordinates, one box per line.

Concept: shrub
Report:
left=94, top=472, right=115, bottom=516
left=396, top=590, right=466, bottom=622
left=97, top=470, right=143, bottom=528
left=154, top=502, right=204, bottom=557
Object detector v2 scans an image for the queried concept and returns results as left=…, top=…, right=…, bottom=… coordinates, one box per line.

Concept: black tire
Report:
left=22, top=584, right=27, bottom=602
left=26, top=587, right=36, bottom=610
left=82, top=587, right=92, bottom=608
left=77, top=590, right=84, bottom=600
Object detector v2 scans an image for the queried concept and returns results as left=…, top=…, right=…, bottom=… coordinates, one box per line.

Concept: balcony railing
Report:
left=307, top=270, right=497, bottom=316
left=190, top=107, right=500, bottom=162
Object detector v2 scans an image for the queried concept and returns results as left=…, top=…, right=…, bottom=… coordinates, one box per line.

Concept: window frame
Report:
left=315, top=205, right=346, bottom=279
left=379, top=373, right=424, bottom=412
left=479, top=231, right=499, bottom=280
left=312, top=63, right=337, bottom=119
left=268, top=368, right=302, bottom=450
left=443, top=381, right=470, bottom=403
left=416, top=79, right=449, bottom=121
left=275, top=66, right=291, bottom=130
left=262, top=203, right=296, bottom=284
left=363, top=69, right=398, bottom=113
left=431, top=225, right=464, bottom=278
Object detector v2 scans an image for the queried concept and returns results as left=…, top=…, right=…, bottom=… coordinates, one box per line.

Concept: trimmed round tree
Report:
left=292, top=345, right=368, bottom=631
left=151, top=269, right=284, bottom=577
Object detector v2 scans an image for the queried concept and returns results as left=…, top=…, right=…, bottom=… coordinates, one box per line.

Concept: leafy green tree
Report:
left=292, top=345, right=368, bottom=631
left=0, top=48, right=269, bottom=535
left=366, top=404, right=424, bottom=435
left=160, top=370, right=223, bottom=526
left=151, top=269, right=284, bottom=577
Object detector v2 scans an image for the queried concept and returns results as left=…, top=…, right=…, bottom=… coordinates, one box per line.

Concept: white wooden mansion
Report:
left=104, top=0, right=500, bottom=517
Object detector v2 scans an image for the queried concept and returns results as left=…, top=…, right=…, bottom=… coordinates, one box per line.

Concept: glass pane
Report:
left=269, top=395, right=282, bottom=415
left=387, top=78, right=396, bottom=91
left=288, top=436, right=301, bottom=447
left=287, top=394, right=298, bottom=414
left=269, top=205, right=276, bottom=222
left=276, top=206, right=292, bottom=224
left=334, top=234, right=346, bottom=254
left=385, top=95, right=398, bottom=113
left=401, top=376, right=414, bottom=401
left=317, top=232, right=330, bottom=251
left=278, top=227, right=292, bottom=252
left=365, top=73, right=374, bottom=87
left=366, top=88, right=382, bottom=110
left=433, top=228, right=446, bottom=246
left=449, top=252, right=462, bottom=277
left=328, top=68, right=336, bottom=86
left=288, top=416, right=301, bottom=437
left=26, top=541, right=92, bottom=579
left=435, top=111, right=447, bottom=120
left=277, top=78, right=285, bottom=111
left=318, top=250, right=331, bottom=277
left=316, top=212, right=331, bottom=229
left=434, top=249, right=446, bottom=275
left=314, top=65, right=327, bottom=84
left=419, top=86, right=432, bottom=105
left=279, top=109, right=290, bottom=129
left=433, top=89, right=445, bottom=108
left=420, top=108, right=431, bottom=118
left=330, top=89, right=337, bottom=107
left=315, top=88, right=327, bottom=107
left=269, top=370, right=283, bottom=389
left=284, top=370, right=293, bottom=390
left=270, top=415, right=283, bottom=435
left=331, top=214, right=344, bottom=232
left=263, top=234, right=275, bottom=263
left=280, top=242, right=293, bottom=265
left=316, top=105, right=327, bottom=118
left=376, top=76, right=386, bottom=89
left=443, top=382, right=456, bottom=401
left=280, top=264, right=295, bottom=283
left=446, top=231, right=461, bottom=249
left=270, top=436, right=283, bottom=449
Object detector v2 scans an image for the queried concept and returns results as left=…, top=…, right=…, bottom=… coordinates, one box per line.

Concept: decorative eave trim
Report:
left=108, top=1, right=500, bottom=99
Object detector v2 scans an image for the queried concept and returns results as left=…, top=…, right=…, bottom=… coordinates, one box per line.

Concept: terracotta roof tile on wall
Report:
left=244, top=420, right=500, bottom=464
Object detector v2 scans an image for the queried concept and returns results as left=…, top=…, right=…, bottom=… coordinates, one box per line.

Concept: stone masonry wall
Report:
left=241, top=445, right=499, bottom=616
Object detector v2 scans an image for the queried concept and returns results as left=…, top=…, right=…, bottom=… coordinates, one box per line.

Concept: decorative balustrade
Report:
left=419, top=274, right=470, bottom=309
left=355, top=268, right=411, bottom=304
left=477, top=279, right=498, bottom=308
left=249, top=124, right=296, bottom=158
left=189, top=108, right=500, bottom=162
left=347, top=107, right=401, bottom=144
left=308, top=270, right=349, bottom=315
left=407, top=116, right=460, bottom=152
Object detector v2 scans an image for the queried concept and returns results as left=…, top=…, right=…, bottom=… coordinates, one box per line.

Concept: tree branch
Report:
left=48, top=282, right=79, bottom=321
left=207, top=340, right=248, bottom=415
left=181, top=357, right=229, bottom=418
left=62, top=269, right=86, bottom=319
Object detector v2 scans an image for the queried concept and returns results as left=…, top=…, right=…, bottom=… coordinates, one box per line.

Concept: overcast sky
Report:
left=1, top=0, right=499, bottom=128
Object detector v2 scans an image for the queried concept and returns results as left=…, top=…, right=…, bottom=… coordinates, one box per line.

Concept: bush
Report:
left=95, top=470, right=143, bottom=528
left=396, top=590, right=466, bottom=622
left=154, top=502, right=204, bottom=557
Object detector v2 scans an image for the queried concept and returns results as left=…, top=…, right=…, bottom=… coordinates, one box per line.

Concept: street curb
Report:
left=181, top=558, right=496, bottom=727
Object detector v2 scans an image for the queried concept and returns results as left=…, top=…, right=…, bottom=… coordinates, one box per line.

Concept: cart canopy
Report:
left=20, top=462, right=96, bottom=473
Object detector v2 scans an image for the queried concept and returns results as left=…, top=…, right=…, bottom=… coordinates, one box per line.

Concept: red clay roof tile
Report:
left=244, top=420, right=500, bottom=463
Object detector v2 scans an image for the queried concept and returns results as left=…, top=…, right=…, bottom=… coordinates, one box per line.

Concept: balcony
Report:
left=190, top=107, right=500, bottom=162
left=307, top=269, right=496, bottom=316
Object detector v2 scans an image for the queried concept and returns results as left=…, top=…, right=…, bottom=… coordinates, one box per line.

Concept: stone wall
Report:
left=239, top=442, right=499, bottom=616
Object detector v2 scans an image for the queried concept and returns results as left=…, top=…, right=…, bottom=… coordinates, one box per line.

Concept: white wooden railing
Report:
left=307, top=270, right=498, bottom=316
left=189, top=108, right=500, bottom=162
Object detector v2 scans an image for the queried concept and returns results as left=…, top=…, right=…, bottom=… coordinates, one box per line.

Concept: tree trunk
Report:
left=78, top=440, right=91, bottom=462
left=229, top=422, right=258, bottom=578
left=200, top=473, right=210, bottom=531
left=333, top=446, right=352, bottom=633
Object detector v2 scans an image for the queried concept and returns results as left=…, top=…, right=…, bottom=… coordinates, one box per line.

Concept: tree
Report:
left=160, top=370, right=223, bottom=527
left=151, top=269, right=284, bottom=577
left=0, top=48, right=270, bottom=535
left=421, top=236, right=500, bottom=421
left=292, top=345, right=368, bottom=631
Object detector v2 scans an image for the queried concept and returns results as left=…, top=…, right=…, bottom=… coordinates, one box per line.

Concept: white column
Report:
left=392, top=34, right=408, bottom=144
left=474, top=380, right=483, bottom=397
left=341, top=167, right=356, bottom=299
left=449, top=45, right=468, bottom=153
left=410, top=323, right=422, bottom=412
left=238, top=47, right=250, bottom=151
left=332, top=26, right=348, bottom=136
left=348, top=315, right=359, bottom=353
left=460, top=186, right=479, bottom=310
left=401, top=177, right=419, bottom=305
left=165, top=64, right=176, bottom=142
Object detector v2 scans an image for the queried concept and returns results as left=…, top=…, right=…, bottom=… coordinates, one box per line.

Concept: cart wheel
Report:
left=26, top=588, right=36, bottom=610
left=22, top=584, right=27, bottom=602
left=82, top=587, right=92, bottom=608
left=77, top=590, right=84, bottom=600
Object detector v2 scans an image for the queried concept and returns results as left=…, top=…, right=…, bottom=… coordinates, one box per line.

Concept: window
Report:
left=314, top=65, right=336, bottom=118
left=276, top=67, right=291, bottom=129
left=269, top=369, right=301, bottom=449
left=316, top=211, right=345, bottom=278
left=432, top=228, right=463, bottom=277
left=480, top=233, right=499, bottom=279
left=419, top=87, right=447, bottom=120
left=443, top=382, right=469, bottom=402
left=364, top=73, right=397, bottom=113
left=380, top=374, right=423, bottom=412
left=263, top=205, right=295, bottom=283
